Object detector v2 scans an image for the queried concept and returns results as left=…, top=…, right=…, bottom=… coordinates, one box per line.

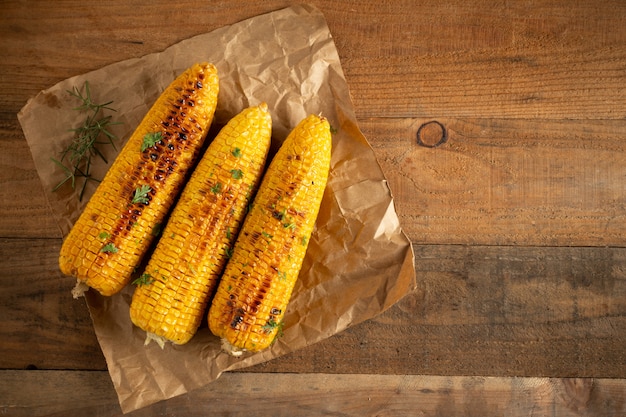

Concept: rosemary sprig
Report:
left=52, top=81, right=121, bottom=201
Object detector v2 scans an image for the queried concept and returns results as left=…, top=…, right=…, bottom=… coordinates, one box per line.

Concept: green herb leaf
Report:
left=261, top=319, right=278, bottom=332
left=141, top=132, right=162, bottom=152
left=52, top=81, right=121, bottom=201
left=262, top=318, right=284, bottom=337
left=100, top=243, right=118, bottom=253
left=132, top=184, right=152, bottom=204
left=210, top=182, right=222, bottom=194
left=98, top=231, right=110, bottom=239
left=232, top=147, right=242, bottom=158
left=132, top=273, right=154, bottom=286
left=230, top=169, right=244, bottom=180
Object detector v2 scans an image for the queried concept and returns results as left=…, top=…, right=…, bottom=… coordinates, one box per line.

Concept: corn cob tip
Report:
left=221, top=338, right=246, bottom=357
left=144, top=332, right=167, bottom=349
left=71, top=280, right=89, bottom=299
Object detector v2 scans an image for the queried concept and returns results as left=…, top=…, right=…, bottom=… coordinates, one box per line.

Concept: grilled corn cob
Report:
left=208, top=114, right=332, bottom=355
left=59, top=63, right=219, bottom=297
left=129, top=104, right=273, bottom=345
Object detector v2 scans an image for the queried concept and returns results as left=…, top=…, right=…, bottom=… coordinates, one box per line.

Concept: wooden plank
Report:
left=346, top=46, right=626, bottom=120
left=2, top=238, right=624, bottom=377
left=0, top=238, right=106, bottom=370
left=1, top=370, right=625, bottom=417
left=361, top=117, right=626, bottom=247
left=0, top=116, right=60, bottom=238
left=334, top=1, right=626, bottom=119
left=2, top=1, right=626, bottom=119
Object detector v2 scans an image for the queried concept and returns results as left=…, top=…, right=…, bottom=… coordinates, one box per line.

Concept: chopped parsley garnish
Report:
left=141, top=132, right=162, bottom=152
left=262, top=319, right=284, bottom=337
left=132, top=273, right=154, bottom=286
left=100, top=243, right=118, bottom=253
left=230, top=169, right=244, bottom=179
left=210, top=182, right=222, bottom=194
left=132, top=184, right=152, bottom=204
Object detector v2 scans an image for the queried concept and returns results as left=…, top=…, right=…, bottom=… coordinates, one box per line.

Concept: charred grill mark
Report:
left=287, top=208, right=307, bottom=219
left=105, top=76, right=207, bottom=249
left=272, top=209, right=284, bottom=221
left=250, top=230, right=262, bottom=242
left=230, top=307, right=246, bottom=330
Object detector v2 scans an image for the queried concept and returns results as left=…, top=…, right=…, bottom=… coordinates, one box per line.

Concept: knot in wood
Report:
left=416, top=121, right=447, bottom=148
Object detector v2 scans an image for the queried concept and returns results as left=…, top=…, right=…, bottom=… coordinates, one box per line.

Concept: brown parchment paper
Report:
left=18, top=4, right=416, bottom=413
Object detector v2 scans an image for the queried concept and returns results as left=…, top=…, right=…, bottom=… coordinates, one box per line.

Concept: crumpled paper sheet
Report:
left=18, top=4, right=416, bottom=413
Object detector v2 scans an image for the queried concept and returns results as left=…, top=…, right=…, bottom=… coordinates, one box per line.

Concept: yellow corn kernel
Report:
left=59, top=63, right=219, bottom=296
left=208, top=113, right=332, bottom=355
left=129, top=104, right=273, bottom=345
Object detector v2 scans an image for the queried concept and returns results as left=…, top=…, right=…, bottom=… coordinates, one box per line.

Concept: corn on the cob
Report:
left=129, top=104, right=273, bottom=345
left=208, top=114, right=332, bottom=355
left=59, top=63, right=219, bottom=297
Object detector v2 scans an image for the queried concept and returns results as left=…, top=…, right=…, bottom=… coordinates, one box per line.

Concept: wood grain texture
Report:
left=0, top=238, right=104, bottom=370
left=2, top=0, right=626, bottom=415
left=253, top=244, right=626, bottom=378
left=0, top=116, right=60, bottom=238
left=1, top=370, right=625, bottom=417
left=3, top=239, right=624, bottom=377
left=362, top=118, right=626, bottom=246
left=337, top=1, right=626, bottom=120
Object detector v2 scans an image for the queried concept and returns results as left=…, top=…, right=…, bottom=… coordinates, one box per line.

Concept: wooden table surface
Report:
left=2, top=1, right=625, bottom=416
